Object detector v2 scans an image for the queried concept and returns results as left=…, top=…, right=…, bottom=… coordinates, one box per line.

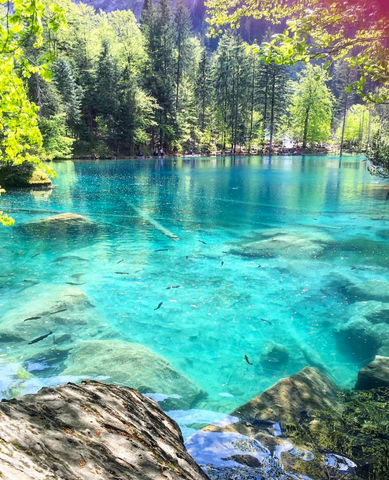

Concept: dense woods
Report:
left=1, top=0, right=385, bottom=162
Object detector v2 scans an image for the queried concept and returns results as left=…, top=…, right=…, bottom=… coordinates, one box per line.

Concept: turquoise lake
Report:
left=0, top=155, right=388, bottom=422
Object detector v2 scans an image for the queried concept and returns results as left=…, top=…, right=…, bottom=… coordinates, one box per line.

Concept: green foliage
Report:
left=289, top=64, right=334, bottom=147
left=0, top=0, right=66, bottom=225
left=284, top=388, right=389, bottom=480
left=38, top=114, right=74, bottom=160
left=335, top=105, right=380, bottom=151
left=205, top=0, right=389, bottom=103
left=367, top=130, right=389, bottom=179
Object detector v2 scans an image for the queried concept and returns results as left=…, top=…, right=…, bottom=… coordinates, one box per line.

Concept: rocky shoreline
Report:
left=1, top=360, right=388, bottom=479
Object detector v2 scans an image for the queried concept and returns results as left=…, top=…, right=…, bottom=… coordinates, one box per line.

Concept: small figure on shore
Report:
left=160, top=148, right=164, bottom=158
left=137, top=151, right=144, bottom=158
left=153, top=149, right=159, bottom=157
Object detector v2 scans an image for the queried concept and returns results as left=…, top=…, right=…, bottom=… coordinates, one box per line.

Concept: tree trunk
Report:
left=176, top=31, right=182, bottom=112
left=248, top=55, right=255, bottom=154
left=269, top=65, right=276, bottom=154
left=261, top=65, right=269, bottom=147
left=339, top=93, right=348, bottom=157
left=302, top=105, right=310, bottom=149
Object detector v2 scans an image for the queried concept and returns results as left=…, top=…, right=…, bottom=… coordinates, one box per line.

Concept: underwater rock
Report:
left=0, top=360, right=43, bottom=399
left=260, top=342, right=291, bottom=369
left=348, top=301, right=389, bottom=324
left=0, top=162, right=51, bottom=188
left=232, top=228, right=332, bottom=259
left=333, top=316, right=382, bottom=361
left=62, top=340, right=206, bottom=410
left=0, top=286, right=112, bottom=365
left=355, top=356, right=389, bottom=390
left=187, top=368, right=354, bottom=480
left=17, top=213, right=97, bottom=240
left=345, top=279, right=389, bottom=303
left=0, top=380, right=209, bottom=480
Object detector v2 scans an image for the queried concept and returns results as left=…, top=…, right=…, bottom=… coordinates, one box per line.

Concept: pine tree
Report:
left=94, top=41, right=121, bottom=153
left=195, top=47, right=212, bottom=131
left=213, top=33, right=250, bottom=153
left=174, top=0, right=192, bottom=112
left=141, top=0, right=177, bottom=149
left=53, top=59, right=81, bottom=136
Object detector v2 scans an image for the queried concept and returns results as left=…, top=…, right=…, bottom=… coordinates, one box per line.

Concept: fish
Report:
left=31, top=253, right=40, bottom=259
left=221, top=261, right=224, bottom=266
left=134, top=270, right=141, bottom=273
left=260, top=318, right=272, bottom=325
left=257, top=264, right=262, bottom=268
left=244, top=355, right=253, bottom=365
left=117, top=259, right=124, bottom=264
left=28, top=331, right=52, bottom=345
left=23, top=316, right=42, bottom=322
left=115, top=272, right=129, bottom=275
left=154, top=302, right=163, bottom=311
left=66, top=282, right=86, bottom=285
left=155, top=249, right=169, bottom=252
left=199, top=240, right=207, bottom=245
left=166, top=285, right=180, bottom=289
left=49, top=309, right=67, bottom=315
left=186, top=256, right=188, bottom=260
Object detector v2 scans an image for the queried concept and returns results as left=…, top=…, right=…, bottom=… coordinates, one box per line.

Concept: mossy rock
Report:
left=0, top=162, right=51, bottom=188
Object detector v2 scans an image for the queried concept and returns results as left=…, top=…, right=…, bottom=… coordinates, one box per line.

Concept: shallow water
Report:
left=0, top=156, right=388, bottom=418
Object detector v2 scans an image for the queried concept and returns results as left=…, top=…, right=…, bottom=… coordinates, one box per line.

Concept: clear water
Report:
left=0, top=156, right=388, bottom=416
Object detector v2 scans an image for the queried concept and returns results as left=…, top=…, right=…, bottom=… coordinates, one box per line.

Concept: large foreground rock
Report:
left=0, top=162, right=51, bottom=188
left=62, top=340, right=206, bottom=410
left=0, top=380, right=209, bottom=480
left=355, top=356, right=389, bottom=390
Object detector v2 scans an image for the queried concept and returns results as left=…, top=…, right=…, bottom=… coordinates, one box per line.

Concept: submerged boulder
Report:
left=0, top=286, right=112, bottom=366
left=345, top=279, right=389, bottom=303
left=0, top=162, right=51, bottom=188
left=18, top=213, right=96, bottom=238
left=0, top=380, right=209, bottom=480
left=260, top=342, right=291, bottom=369
left=62, top=340, right=206, bottom=410
left=348, top=301, right=389, bottom=325
left=333, top=316, right=383, bottom=361
left=232, top=228, right=332, bottom=259
left=355, top=356, right=389, bottom=390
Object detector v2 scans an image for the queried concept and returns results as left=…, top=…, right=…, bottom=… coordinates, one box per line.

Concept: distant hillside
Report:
left=75, top=0, right=207, bottom=29
left=75, top=0, right=276, bottom=44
